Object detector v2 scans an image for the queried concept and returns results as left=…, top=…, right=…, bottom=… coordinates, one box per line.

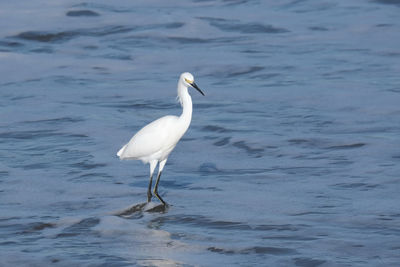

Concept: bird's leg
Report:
left=147, top=161, right=158, bottom=202
left=154, top=172, right=166, bottom=205
left=154, top=159, right=167, bottom=205
left=147, top=174, right=153, bottom=202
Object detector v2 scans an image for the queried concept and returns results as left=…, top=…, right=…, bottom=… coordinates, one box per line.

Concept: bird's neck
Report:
left=178, top=83, right=193, bottom=127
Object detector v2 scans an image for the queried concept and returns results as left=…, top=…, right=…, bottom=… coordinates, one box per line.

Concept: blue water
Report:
left=1, top=0, right=400, bottom=266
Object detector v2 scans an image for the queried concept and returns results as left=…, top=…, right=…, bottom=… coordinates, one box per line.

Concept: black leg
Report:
left=154, top=171, right=166, bottom=205
left=147, top=173, right=153, bottom=203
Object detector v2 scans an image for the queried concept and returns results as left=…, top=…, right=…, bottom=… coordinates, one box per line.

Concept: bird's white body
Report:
left=117, top=114, right=189, bottom=163
left=117, top=72, right=204, bottom=205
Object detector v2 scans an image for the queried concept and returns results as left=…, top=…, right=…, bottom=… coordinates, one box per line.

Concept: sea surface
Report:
left=1, top=0, right=400, bottom=266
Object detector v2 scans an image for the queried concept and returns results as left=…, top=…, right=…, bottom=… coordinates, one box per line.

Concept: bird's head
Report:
left=180, top=72, right=205, bottom=96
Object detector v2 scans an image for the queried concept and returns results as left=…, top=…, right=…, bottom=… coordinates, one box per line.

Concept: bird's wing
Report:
left=119, top=115, right=179, bottom=159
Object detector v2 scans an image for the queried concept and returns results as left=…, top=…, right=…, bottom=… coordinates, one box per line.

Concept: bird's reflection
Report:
left=114, top=202, right=169, bottom=218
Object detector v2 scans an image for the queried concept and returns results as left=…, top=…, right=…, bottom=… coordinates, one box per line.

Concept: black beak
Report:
left=191, top=82, right=205, bottom=96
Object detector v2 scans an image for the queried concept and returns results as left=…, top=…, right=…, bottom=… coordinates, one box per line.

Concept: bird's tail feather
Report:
left=117, top=144, right=127, bottom=158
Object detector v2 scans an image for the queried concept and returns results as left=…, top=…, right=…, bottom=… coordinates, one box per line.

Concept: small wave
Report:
left=202, top=125, right=231, bottom=133
left=232, top=140, right=264, bottom=158
left=326, top=143, right=366, bottom=150
left=11, top=23, right=184, bottom=44
left=213, top=137, right=231, bottom=146
left=210, top=21, right=289, bottom=34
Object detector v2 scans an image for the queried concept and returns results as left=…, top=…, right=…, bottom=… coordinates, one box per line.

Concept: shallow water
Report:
left=1, top=0, right=400, bottom=266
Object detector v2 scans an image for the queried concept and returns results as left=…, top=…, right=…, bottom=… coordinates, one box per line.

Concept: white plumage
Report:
left=117, top=72, right=204, bottom=205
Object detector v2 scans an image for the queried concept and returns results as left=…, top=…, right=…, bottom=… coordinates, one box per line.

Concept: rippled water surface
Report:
left=1, top=0, right=400, bottom=266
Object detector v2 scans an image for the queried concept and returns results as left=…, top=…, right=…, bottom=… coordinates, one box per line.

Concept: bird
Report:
left=117, top=72, right=205, bottom=206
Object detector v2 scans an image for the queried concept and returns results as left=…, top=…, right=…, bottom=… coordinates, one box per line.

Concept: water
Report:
left=1, top=0, right=400, bottom=266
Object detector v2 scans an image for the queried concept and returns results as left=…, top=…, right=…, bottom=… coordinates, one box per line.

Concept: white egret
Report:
left=117, top=72, right=205, bottom=205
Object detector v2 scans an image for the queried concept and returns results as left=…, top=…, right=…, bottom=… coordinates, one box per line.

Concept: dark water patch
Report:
left=264, top=235, right=318, bottom=241
left=197, top=16, right=233, bottom=23
left=57, top=217, right=100, bottom=238
left=294, top=257, right=326, bottom=267
left=202, top=125, right=232, bottom=133
left=104, top=100, right=175, bottom=110
left=22, top=117, right=84, bottom=125
left=0, top=129, right=57, bottom=140
left=326, top=143, right=366, bottom=150
left=30, top=47, right=54, bottom=53
left=254, top=224, right=304, bottom=232
left=0, top=217, right=20, bottom=222
left=1, top=221, right=56, bottom=236
left=213, top=137, right=231, bottom=146
left=242, top=246, right=296, bottom=255
left=161, top=179, right=192, bottom=190
left=52, top=200, right=103, bottom=213
left=79, top=25, right=132, bottom=37
left=12, top=23, right=184, bottom=44
left=8, top=94, right=36, bottom=101
left=206, top=66, right=265, bottom=79
left=84, top=45, right=99, bottom=50
left=78, top=172, right=112, bottom=179
left=208, top=246, right=296, bottom=255
left=252, top=72, right=282, bottom=80
left=288, top=139, right=366, bottom=151
left=22, top=163, right=50, bottom=170
left=372, top=0, right=400, bottom=6
left=0, top=40, right=24, bottom=52
left=327, top=126, right=399, bottom=135
left=0, top=40, right=24, bottom=47
left=13, top=31, right=78, bottom=43
left=308, top=26, right=329, bottom=31
left=228, top=66, right=264, bottom=78
left=101, top=53, right=132, bottom=61
left=194, top=102, right=234, bottom=109
left=72, top=2, right=134, bottom=13
left=21, top=222, right=57, bottom=234
left=210, top=21, right=289, bottom=34
left=69, top=161, right=107, bottom=170
left=240, top=49, right=263, bottom=54
left=66, top=10, right=100, bottom=17
left=221, top=0, right=252, bottom=6
left=164, top=36, right=244, bottom=46
left=168, top=36, right=212, bottom=44
left=204, top=167, right=271, bottom=176
left=232, top=141, right=264, bottom=157
left=198, top=162, right=219, bottom=173
left=332, top=183, right=380, bottom=191
left=376, top=23, right=393, bottom=27
left=291, top=211, right=333, bottom=216
left=189, top=186, right=222, bottom=192
left=207, top=246, right=235, bottom=254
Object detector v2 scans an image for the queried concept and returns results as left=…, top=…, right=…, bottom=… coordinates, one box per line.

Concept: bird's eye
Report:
left=184, top=78, right=193, bottom=84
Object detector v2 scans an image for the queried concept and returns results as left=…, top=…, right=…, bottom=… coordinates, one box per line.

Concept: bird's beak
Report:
left=190, top=82, right=205, bottom=96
